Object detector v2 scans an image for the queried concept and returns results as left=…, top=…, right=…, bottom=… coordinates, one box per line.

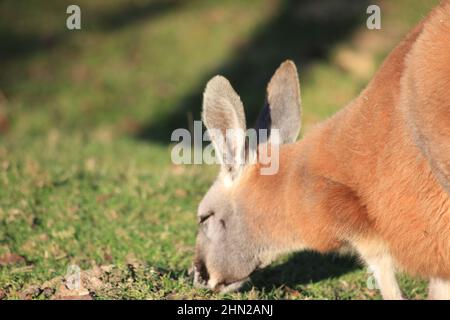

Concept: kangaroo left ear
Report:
left=202, top=75, right=247, bottom=176
left=256, top=60, right=302, bottom=144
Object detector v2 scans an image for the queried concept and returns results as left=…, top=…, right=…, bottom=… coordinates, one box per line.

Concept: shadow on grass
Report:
left=97, top=0, right=184, bottom=31
left=136, top=0, right=370, bottom=143
left=247, top=251, right=361, bottom=292
left=0, top=0, right=184, bottom=87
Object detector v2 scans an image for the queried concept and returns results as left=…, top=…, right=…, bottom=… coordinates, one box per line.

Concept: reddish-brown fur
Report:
left=237, top=1, right=450, bottom=279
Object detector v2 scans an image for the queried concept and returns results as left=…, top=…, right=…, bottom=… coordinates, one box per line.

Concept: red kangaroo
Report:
left=193, top=1, right=450, bottom=299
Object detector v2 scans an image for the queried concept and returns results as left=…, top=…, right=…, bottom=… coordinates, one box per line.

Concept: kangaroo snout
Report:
left=193, top=258, right=209, bottom=288
left=193, top=258, right=250, bottom=293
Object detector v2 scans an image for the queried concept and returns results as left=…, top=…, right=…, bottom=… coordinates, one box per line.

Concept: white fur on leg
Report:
left=367, top=257, right=403, bottom=300
left=355, top=239, right=403, bottom=300
left=428, top=278, right=450, bottom=300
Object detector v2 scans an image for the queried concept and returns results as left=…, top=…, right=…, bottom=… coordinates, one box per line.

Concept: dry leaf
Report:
left=0, top=253, right=26, bottom=266
left=284, top=286, right=302, bottom=298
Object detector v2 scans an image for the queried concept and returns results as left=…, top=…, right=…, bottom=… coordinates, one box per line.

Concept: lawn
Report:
left=0, top=0, right=439, bottom=299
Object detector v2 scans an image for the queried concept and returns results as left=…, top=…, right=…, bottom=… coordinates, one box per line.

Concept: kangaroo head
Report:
left=193, top=60, right=302, bottom=293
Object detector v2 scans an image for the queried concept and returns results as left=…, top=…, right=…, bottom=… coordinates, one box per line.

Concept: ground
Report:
left=0, top=0, right=439, bottom=299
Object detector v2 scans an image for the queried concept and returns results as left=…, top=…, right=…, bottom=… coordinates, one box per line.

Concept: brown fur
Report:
left=194, top=2, right=450, bottom=298
left=239, top=1, right=450, bottom=279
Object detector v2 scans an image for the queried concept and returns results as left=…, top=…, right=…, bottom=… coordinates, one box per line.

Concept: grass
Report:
left=0, top=0, right=440, bottom=299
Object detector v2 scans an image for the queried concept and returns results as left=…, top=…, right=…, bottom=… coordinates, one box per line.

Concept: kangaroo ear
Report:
left=202, top=75, right=247, bottom=175
left=256, top=60, right=302, bottom=144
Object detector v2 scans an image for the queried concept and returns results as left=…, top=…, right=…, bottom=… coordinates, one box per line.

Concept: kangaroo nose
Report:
left=193, top=258, right=209, bottom=288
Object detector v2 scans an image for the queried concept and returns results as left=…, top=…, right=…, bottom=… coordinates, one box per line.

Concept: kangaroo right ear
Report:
left=256, top=60, right=302, bottom=144
left=202, top=75, right=247, bottom=176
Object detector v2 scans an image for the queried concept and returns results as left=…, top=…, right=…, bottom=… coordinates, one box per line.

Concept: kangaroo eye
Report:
left=199, top=211, right=214, bottom=224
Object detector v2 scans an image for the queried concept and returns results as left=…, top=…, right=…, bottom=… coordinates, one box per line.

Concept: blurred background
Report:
left=0, top=0, right=440, bottom=299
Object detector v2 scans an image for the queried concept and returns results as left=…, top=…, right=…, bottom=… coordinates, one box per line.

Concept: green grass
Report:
left=0, top=0, right=439, bottom=299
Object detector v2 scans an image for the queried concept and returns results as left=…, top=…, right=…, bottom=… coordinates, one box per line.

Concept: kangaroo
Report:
left=193, top=1, right=450, bottom=299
